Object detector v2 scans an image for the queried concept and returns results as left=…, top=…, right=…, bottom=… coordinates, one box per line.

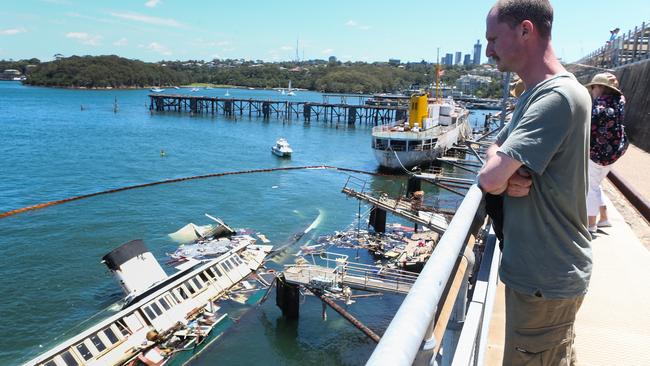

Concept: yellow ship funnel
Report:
left=408, top=94, right=429, bottom=129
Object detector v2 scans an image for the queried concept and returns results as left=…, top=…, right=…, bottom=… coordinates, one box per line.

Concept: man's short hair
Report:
left=494, top=0, right=553, bottom=39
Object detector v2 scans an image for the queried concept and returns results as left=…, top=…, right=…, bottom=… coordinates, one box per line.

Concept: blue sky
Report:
left=0, top=0, right=647, bottom=63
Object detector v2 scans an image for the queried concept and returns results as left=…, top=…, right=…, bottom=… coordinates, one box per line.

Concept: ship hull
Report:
left=372, top=118, right=471, bottom=170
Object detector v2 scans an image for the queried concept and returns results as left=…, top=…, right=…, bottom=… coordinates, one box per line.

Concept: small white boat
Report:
left=271, top=138, right=293, bottom=157
left=150, top=87, right=165, bottom=92
left=190, top=87, right=200, bottom=92
left=286, top=80, right=296, bottom=96
left=224, top=89, right=230, bottom=97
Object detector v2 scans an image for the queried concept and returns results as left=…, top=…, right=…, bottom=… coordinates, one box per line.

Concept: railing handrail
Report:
left=576, top=20, right=650, bottom=68
left=366, top=184, right=485, bottom=366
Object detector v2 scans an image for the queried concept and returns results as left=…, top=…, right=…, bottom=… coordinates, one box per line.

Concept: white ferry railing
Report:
left=366, top=184, right=486, bottom=366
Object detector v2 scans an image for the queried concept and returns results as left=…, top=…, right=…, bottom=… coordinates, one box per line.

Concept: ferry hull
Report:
left=372, top=119, right=471, bottom=170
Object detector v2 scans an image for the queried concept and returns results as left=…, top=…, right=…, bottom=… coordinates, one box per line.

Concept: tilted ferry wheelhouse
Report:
left=371, top=94, right=471, bottom=170
left=26, top=237, right=271, bottom=366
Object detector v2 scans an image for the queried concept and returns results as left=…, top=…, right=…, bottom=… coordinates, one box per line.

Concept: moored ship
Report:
left=371, top=94, right=471, bottom=170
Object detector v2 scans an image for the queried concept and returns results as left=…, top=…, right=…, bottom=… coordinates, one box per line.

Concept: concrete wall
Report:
left=616, top=61, right=650, bottom=152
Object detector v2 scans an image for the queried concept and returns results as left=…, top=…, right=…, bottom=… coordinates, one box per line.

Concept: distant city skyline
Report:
left=0, top=0, right=646, bottom=64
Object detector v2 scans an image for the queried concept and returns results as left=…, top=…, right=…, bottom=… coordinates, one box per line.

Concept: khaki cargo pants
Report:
left=503, top=286, right=584, bottom=366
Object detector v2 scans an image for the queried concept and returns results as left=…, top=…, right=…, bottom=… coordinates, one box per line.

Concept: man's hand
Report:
left=506, top=168, right=532, bottom=197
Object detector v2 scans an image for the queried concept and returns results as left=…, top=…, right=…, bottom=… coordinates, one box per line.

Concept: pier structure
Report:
left=282, top=252, right=417, bottom=295
left=149, top=94, right=407, bottom=125
left=578, top=19, right=650, bottom=69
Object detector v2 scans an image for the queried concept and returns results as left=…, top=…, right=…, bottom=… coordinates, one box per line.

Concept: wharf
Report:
left=148, top=94, right=407, bottom=125
left=282, top=259, right=417, bottom=295
left=486, top=143, right=650, bottom=365
left=341, top=186, right=449, bottom=234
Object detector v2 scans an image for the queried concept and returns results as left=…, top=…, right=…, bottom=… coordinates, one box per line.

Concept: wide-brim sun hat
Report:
left=584, top=72, right=622, bottom=94
left=510, top=79, right=525, bottom=97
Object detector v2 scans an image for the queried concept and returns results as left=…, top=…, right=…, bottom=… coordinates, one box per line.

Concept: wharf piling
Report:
left=148, top=94, right=405, bottom=125
left=276, top=274, right=300, bottom=319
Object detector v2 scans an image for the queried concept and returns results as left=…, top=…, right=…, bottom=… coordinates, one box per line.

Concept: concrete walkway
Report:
left=486, top=143, right=650, bottom=365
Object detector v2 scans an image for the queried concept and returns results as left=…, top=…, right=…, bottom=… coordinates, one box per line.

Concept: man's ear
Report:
left=521, top=20, right=533, bottom=38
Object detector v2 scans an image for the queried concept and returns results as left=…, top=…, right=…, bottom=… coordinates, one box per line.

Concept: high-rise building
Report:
left=443, top=53, right=454, bottom=66
left=455, top=52, right=462, bottom=65
left=463, top=54, right=472, bottom=66
left=473, top=40, right=482, bottom=65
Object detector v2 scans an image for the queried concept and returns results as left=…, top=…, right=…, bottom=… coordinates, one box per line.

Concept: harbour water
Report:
left=0, top=81, right=495, bottom=365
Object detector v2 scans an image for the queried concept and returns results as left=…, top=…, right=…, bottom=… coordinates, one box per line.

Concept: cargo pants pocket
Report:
left=512, top=322, right=573, bottom=366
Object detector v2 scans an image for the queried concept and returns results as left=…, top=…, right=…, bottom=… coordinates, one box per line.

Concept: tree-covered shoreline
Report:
left=3, top=55, right=503, bottom=97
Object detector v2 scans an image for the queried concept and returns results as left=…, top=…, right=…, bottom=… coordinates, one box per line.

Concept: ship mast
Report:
left=435, top=48, right=441, bottom=102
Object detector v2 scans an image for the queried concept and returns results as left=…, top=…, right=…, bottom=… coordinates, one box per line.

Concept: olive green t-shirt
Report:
left=495, top=72, right=592, bottom=298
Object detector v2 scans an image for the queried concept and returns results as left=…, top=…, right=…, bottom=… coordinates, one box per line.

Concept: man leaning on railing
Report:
left=479, top=1, right=593, bottom=365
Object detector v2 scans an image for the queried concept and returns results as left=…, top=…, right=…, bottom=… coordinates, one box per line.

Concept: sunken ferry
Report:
left=26, top=218, right=272, bottom=366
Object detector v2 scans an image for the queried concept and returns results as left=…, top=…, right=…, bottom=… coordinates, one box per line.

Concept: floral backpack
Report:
left=590, top=94, right=629, bottom=166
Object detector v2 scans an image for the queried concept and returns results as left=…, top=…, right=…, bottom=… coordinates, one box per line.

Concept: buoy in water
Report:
left=160, top=150, right=167, bottom=157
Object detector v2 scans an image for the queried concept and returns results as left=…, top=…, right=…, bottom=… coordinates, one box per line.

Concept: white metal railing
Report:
left=451, top=230, right=501, bottom=366
left=577, top=20, right=650, bottom=68
left=366, top=184, right=485, bottom=365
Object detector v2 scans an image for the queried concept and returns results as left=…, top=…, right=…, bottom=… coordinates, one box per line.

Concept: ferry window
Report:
left=192, top=277, right=203, bottom=290
left=177, top=287, right=188, bottom=299
left=391, top=140, right=406, bottom=151
left=150, top=302, right=163, bottom=316
left=184, top=281, right=197, bottom=295
left=43, top=360, right=56, bottom=366
left=116, top=320, right=131, bottom=337
left=211, top=266, right=223, bottom=277
left=165, top=294, right=176, bottom=305
left=375, top=139, right=388, bottom=149
left=104, top=328, right=119, bottom=344
left=199, top=272, right=210, bottom=282
left=144, top=306, right=157, bottom=320
left=159, top=297, right=170, bottom=311
left=61, top=351, right=79, bottom=366
left=232, top=256, right=242, bottom=265
left=90, top=333, right=106, bottom=352
left=223, top=261, right=232, bottom=271
left=75, top=342, right=93, bottom=361
left=204, top=269, right=216, bottom=279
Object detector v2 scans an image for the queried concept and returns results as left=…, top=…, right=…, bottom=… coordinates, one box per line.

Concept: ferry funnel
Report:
left=102, top=239, right=168, bottom=299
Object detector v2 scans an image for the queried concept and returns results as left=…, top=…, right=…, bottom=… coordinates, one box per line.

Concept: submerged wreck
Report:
left=27, top=217, right=273, bottom=366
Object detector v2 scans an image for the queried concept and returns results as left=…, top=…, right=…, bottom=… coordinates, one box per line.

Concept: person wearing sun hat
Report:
left=584, top=72, right=628, bottom=234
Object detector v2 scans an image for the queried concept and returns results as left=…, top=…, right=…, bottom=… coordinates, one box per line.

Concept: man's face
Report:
left=485, top=9, right=521, bottom=72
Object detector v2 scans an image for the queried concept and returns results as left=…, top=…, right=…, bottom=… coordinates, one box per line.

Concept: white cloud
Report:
left=145, top=42, right=172, bottom=55
left=113, top=37, right=128, bottom=46
left=109, top=12, right=185, bottom=28
left=321, top=48, right=333, bottom=54
left=67, top=12, right=115, bottom=24
left=345, top=20, right=371, bottom=31
left=191, top=38, right=231, bottom=48
left=66, top=32, right=101, bottom=45
left=1, top=28, right=26, bottom=35
left=280, top=45, right=293, bottom=51
left=145, top=0, right=161, bottom=8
